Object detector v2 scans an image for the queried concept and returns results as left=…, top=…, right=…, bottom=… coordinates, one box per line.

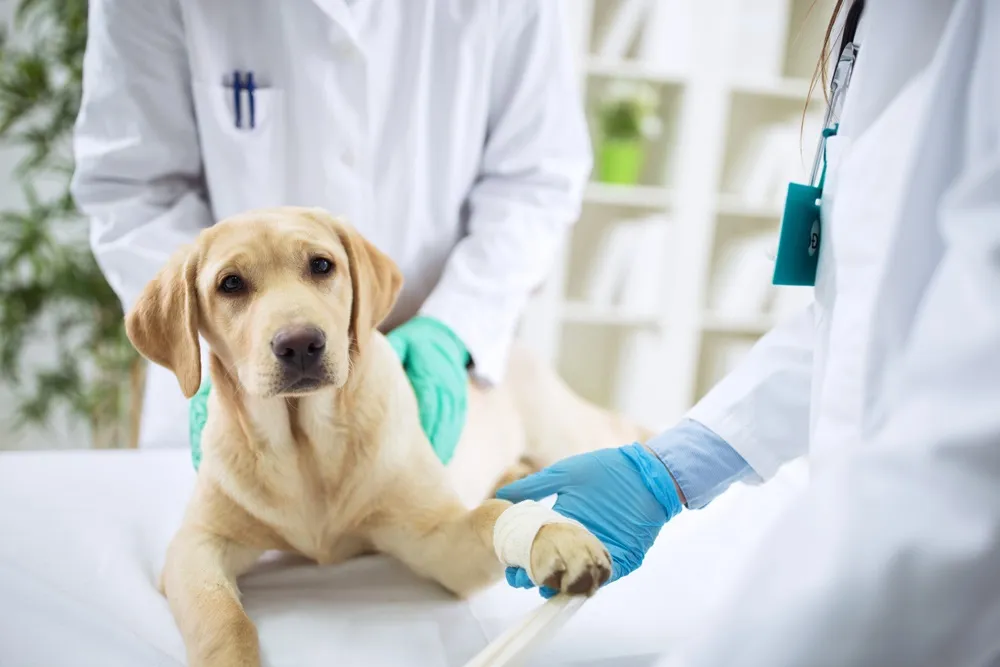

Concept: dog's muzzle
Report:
left=271, top=325, right=329, bottom=392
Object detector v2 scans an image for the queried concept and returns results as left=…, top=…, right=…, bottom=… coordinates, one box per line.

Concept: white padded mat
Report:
left=0, top=450, right=806, bottom=666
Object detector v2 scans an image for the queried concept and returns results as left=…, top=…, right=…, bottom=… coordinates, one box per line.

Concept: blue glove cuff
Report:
left=620, top=443, right=684, bottom=521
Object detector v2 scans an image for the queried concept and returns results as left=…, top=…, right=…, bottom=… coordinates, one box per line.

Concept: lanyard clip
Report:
left=773, top=43, right=859, bottom=287
left=808, top=42, right=859, bottom=188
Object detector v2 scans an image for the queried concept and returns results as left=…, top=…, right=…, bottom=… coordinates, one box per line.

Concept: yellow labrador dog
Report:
left=126, top=207, right=650, bottom=666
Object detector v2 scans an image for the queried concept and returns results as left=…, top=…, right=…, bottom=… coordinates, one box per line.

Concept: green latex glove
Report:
left=386, top=316, right=470, bottom=465
left=189, top=377, right=211, bottom=471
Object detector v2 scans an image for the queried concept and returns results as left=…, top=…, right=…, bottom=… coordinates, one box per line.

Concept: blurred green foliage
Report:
left=596, top=80, right=662, bottom=142
left=0, top=0, right=138, bottom=445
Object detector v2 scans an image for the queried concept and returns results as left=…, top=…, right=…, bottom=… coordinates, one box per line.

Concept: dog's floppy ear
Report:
left=125, top=245, right=202, bottom=398
left=336, top=222, right=403, bottom=355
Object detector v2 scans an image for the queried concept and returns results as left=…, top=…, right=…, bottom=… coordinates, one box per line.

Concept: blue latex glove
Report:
left=496, top=443, right=684, bottom=597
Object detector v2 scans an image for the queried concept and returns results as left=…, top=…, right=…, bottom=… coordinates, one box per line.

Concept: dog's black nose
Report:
left=271, top=326, right=326, bottom=371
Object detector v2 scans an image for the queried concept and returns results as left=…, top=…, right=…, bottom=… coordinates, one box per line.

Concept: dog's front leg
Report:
left=368, top=496, right=511, bottom=597
left=161, top=527, right=263, bottom=667
left=368, top=485, right=611, bottom=599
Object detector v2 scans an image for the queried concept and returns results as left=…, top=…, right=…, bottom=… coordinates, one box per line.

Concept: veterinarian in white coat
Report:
left=500, top=1, right=1000, bottom=664
left=72, top=1, right=589, bottom=449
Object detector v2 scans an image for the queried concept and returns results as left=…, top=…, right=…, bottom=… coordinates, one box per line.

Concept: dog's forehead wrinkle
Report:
left=204, top=215, right=346, bottom=268
left=203, top=246, right=287, bottom=285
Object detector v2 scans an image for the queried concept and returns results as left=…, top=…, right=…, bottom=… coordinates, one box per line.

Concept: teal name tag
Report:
left=771, top=43, right=855, bottom=287
left=772, top=182, right=822, bottom=286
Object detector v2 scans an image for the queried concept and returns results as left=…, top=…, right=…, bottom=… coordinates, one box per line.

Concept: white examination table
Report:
left=0, top=450, right=805, bottom=666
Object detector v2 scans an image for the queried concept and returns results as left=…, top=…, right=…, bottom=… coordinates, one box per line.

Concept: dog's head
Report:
left=125, top=207, right=402, bottom=398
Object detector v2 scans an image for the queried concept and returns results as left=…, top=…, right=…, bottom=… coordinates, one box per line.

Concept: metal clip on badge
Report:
left=772, top=43, right=858, bottom=287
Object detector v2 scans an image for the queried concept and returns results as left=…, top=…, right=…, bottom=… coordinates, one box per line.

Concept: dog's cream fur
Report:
left=126, top=207, right=650, bottom=667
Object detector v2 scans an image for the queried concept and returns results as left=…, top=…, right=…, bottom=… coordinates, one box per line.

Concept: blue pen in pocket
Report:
left=245, top=71, right=256, bottom=129
left=232, top=70, right=242, bottom=129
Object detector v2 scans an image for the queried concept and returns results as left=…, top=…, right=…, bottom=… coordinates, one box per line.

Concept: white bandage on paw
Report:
left=493, top=501, right=580, bottom=585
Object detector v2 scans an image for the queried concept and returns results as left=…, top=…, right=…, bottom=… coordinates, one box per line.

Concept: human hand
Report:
left=496, top=443, right=684, bottom=597
left=386, top=316, right=470, bottom=465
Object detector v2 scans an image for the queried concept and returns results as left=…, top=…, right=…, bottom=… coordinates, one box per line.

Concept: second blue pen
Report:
left=232, top=69, right=242, bottom=129
left=246, top=71, right=256, bottom=129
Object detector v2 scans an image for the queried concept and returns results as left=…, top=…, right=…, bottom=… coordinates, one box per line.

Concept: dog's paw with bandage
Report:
left=493, top=500, right=611, bottom=597
left=530, top=523, right=611, bottom=595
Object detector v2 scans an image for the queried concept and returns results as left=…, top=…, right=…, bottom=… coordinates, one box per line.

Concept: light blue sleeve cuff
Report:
left=647, top=418, right=760, bottom=510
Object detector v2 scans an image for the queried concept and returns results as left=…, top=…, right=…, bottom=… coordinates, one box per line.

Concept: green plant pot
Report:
left=597, top=140, right=645, bottom=185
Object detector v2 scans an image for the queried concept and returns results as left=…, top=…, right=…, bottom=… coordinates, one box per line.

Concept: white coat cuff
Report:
left=418, top=290, right=518, bottom=386
left=685, top=402, right=787, bottom=481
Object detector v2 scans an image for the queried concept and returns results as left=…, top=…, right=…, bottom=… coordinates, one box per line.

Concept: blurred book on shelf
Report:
left=728, top=113, right=824, bottom=209
left=581, top=216, right=674, bottom=317
left=731, top=0, right=793, bottom=79
left=594, top=0, right=652, bottom=59
left=709, top=232, right=776, bottom=319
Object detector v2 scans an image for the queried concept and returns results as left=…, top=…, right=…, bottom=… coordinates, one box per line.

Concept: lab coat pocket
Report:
left=192, top=83, right=288, bottom=219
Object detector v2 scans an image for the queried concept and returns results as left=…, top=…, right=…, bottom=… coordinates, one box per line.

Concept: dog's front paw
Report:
left=530, top=523, right=611, bottom=596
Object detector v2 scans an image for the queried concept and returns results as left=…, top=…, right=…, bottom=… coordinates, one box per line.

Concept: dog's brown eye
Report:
left=220, top=275, right=246, bottom=293
left=310, top=257, right=333, bottom=275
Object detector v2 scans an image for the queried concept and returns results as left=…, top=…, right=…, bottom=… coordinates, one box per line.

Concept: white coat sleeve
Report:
left=72, top=0, right=212, bottom=312
left=657, top=12, right=1000, bottom=666
left=685, top=305, right=815, bottom=480
left=418, top=0, right=591, bottom=384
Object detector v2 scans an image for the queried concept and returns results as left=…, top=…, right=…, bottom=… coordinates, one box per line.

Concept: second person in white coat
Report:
left=501, top=1, right=1000, bottom=664
left=72, top=0, right=590, bottom=455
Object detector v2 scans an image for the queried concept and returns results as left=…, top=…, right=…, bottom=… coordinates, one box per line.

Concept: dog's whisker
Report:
left=215, top=356, right=252, bottom=397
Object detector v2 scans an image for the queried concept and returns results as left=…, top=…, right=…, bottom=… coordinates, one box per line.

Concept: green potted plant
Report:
left=595, top=81, right=662, bottom=185
left=0, top=0, right=142, bottom=448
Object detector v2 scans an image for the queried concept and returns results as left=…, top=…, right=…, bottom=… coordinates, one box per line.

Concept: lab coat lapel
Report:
left=843, top=0, right=958, bottom=136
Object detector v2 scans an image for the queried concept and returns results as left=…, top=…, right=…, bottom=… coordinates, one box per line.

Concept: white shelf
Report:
left=561, top=302, right=661, bottom=329
left=701, top=313, right=775, bottom=336
left=583, top=182, right=674, bottom=208
left=730, top=77, right=813, bottom=100
left=715, top=194, right=783, bottom=220
left=516, top=0, right=832, bottom=424
left=585, top=57, right=686, bottom=85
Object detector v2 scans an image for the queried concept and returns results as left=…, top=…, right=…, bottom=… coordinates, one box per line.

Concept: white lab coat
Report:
left=658, top=1, right=1000, bottom=665
left=71, top=0, right=590, bottom=448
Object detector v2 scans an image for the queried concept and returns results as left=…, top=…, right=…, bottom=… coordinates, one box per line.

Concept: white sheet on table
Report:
left=0, top=450, right=806, bottom=666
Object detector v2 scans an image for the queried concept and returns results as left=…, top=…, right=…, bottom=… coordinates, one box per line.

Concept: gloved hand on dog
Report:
left=496, top=444, right=684, bottom=597
left=387, top=316, right=470, bottom=465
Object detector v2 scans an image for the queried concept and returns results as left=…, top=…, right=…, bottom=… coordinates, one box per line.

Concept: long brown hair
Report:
left=812, top=0, right=846, bottom=103
left=803, top=1, right=863, bottom=129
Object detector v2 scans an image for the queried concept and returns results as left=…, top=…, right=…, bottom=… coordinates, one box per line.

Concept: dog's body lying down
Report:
left=125, top=207, right=650, bottom=666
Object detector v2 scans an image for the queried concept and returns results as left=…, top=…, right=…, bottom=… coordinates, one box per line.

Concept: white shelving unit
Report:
left=561, top=302, right=661, bottom=329
left=518, top=0, right=834, bottom=431
left=700, top=313, right=776, bottom=336
left=583, top=182, right=675, bottom=208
